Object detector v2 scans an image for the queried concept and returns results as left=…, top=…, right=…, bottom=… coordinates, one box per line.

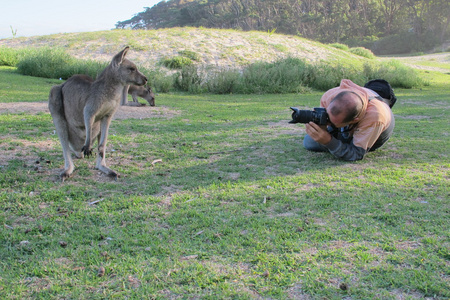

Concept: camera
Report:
left=289, top=107, right=329, bottom=125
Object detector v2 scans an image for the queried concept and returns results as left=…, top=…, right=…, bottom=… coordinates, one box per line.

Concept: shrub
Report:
left=16, top=47, right=107, bottom=80
left=329, top=43, right=349, bottom=51
left=206, top=69, right=241, bottom=94
left=154, top=75, right=174, bottom=93
left=307, top=63, right=364, bottom=90
left=349, top=47, right=375, bottom=59
left=179, top=50, right=201, bottom=61
left=0, top=47, right=31, bottom=67
left=139, top=67, right=174, bottom=93
left=174, top=65, right=204, bottom=93
left=363, top=60, right=426, bottom=88
left=239, top=57, right=312, bottom=94
left=17, top=47, right=76, bottom=79
left=161, top=56, right=193, bottom=69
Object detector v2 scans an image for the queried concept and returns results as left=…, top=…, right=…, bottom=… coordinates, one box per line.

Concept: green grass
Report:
left=349, top=47, right=375, bottom=59
left=0, top=65, right=449, bottom=299
left=0, top=66, right=61, bottom=102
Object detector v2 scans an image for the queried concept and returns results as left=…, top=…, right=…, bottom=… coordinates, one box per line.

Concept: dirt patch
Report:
left=0, top=102, right=179, bottom=120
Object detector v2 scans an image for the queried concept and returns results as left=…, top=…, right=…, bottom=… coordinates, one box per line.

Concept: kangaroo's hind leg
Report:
left=48, top=85, right=75, bottom=181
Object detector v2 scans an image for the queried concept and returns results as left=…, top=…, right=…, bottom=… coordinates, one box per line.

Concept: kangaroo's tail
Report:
left=48, top=84, right=65, bottom=116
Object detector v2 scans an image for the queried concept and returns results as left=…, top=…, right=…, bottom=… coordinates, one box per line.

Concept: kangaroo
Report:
left=48, top=47, right=147, bottom=181
left=121, top=84, right=155, bottom=106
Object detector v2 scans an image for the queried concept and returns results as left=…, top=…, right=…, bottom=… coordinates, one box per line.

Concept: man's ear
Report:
left=351, top=117, right=360, bottom=124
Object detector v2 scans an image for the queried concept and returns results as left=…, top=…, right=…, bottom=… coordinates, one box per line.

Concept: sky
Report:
left=0, top=0, right=161, bottom=39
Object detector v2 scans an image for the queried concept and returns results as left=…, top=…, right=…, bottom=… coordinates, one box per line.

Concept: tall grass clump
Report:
left=349, top=47, right=375, bottom=59
left=160, top=57, right=424, bottom=93
left=205, top=68, right=241, bottom=94
left=238, top=57, right=312, bottom=94
left=161, top=56, right=193, bottom=69
left=142, top=67, right=174, bottom=93
left=329, top=43, right=349, bottom=51
left=16, top=47, right=107, bottom=80
left=17, top=47, right=76, bottom=79
left=179, top=50, right=201, bottom=62
left=0, top=47, right=33, bottom=67
left=307, top=63, right=364, bottom=90
left=363, top=60, right=426, bottom=88
left=174, top=65, right=204, bottom=93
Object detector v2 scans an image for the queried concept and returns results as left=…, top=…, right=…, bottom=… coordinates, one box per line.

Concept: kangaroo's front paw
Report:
left=81, top=145, right=93, bottom=157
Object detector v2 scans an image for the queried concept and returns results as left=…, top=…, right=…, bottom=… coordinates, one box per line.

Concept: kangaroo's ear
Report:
left=111, top=46, right=130, bottom=68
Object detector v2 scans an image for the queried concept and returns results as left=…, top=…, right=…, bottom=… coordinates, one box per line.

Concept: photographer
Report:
left=299, top=79, right=395, bottom=161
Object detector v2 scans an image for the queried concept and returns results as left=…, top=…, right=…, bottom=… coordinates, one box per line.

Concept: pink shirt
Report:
left=320, top=79, right=393, bottom=150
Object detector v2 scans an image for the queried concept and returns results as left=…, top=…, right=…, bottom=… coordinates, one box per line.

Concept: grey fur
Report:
left=121, top=84, right=155, bottom=106
left=48, top=47, right=147, bottom=181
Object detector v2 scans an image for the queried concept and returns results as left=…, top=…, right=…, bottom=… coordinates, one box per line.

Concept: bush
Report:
left=206, top=69, right=240, bottom=94
left=174, top=65, right=204, bottom=93
left=179, top=50, right=201, bottom=61
left=0, top=47, right=30, bottom=67
left=363, top=60, right=426, bottom=88
left=16, top=47, right=107, bottom=80
left=239, top=57, right=312, bottom=94
left=329, top=43, right=349, bottom=51
left=305, top=62, right=365, bottom=91
left=349, top=47, right=375, bottom=59
left=161, top=56, right=193, bottom=69
left=154, top=75, right=174, bottom=93
left=139, top=67, right=174, bottom=93
left=17, top=47, right=76, bottom=79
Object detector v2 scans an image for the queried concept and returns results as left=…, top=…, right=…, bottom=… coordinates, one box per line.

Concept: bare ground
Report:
left=0, top=102, right=179, bottom=120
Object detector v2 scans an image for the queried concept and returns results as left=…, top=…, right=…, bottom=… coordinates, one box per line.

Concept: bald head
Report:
left=328, top=91, right=363, bottom=123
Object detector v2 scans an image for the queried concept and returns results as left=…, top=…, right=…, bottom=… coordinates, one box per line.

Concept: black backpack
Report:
left=364, top=79, right=397, bottom=108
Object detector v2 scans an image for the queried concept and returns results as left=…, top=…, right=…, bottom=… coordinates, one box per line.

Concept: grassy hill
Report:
left=0, top=28, right=371, bottom=70
left=5, top=27, right=442, bottom=94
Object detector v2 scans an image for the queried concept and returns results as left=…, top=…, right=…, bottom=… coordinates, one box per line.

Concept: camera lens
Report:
left=295, top=110, right=315, bottom=123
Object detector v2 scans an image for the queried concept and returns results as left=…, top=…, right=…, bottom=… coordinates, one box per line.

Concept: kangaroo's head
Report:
left=111, top=47, right=147, bottom=87
left=143, top=86, right=156, bottom=106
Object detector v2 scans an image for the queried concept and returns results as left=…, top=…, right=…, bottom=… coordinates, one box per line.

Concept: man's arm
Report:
left=324, top=137, right=367, bottom=161
left=306, top=122, right=367, bottom=161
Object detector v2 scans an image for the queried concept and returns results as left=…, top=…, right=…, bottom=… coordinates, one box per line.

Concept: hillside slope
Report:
left=0, top=28, right=369, bottom=70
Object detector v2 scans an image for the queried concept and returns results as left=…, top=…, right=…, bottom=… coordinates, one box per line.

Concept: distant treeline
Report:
left=116, top=0, right=449, bottom=54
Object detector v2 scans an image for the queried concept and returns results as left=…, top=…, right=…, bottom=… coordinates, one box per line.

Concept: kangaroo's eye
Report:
left=129, top=67, right=136, bottom=72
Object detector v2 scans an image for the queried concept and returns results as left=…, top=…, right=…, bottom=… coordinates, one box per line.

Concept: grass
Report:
left=0, top=62, right=448, bottom=298
left=0, top=66, right=61, bottom=102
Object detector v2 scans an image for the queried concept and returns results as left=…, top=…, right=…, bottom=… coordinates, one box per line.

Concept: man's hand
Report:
left=305, top=122, right=332, bottom=145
